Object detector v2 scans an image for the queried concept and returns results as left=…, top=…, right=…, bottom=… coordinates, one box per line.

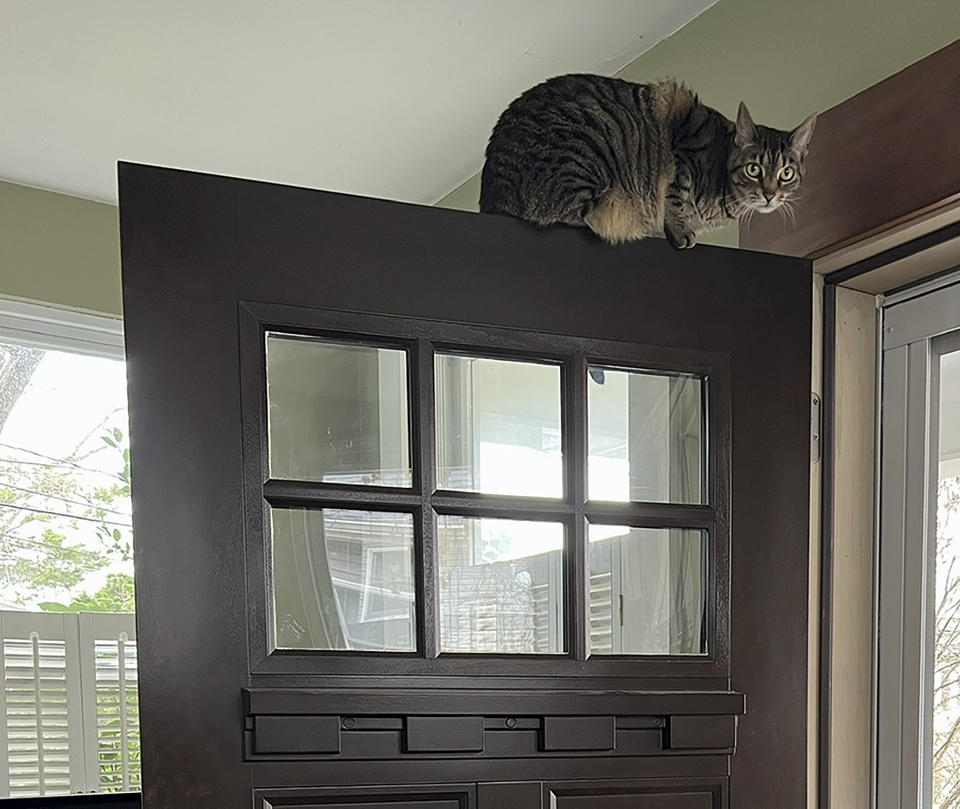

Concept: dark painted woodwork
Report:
left=241, top=691, right=740, bottom=761
left=253, top=715, right=341, bottom=754
left=405, top=717, right=485, bottom=753
left=246, top=689, right=743, bottom=761
left=741, top=39, right=960, bottom=257
left=544, top=778, right=726, bottom=809
left=549, top=788, right=713, bottom=809
left=244, top=688, right=746, bottom=715
left=247, top=755, right=730, bottom=792
left=669, top=716, right=737, bottom=750
left=118, top=163, right=811, bottom=809
left=477, top=782, right=541, bottom=809
left=0, top=796, right=140, bottom=809
left=255, top=784, right=473, bottom=809
left=542, top=716, right=615, bottom=751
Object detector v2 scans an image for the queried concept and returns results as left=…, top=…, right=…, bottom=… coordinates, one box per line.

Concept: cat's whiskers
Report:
left=728, top=198, right=753, bottom=221
left=778, top=200, right=799, bottom=228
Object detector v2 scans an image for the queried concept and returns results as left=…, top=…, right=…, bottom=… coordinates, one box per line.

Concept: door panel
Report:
left=257, top=783, right=473, bottom=809
left=541, top=778, right=725, bottom=809
left=118, top=164, right=811, bottom=809
left=266, top=801, right=464, bottom=809
left=547, top=788, right=715, bottom=809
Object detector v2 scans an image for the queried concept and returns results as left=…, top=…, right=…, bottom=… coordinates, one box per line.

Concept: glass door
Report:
left=878, top=275, right=960, bottom=809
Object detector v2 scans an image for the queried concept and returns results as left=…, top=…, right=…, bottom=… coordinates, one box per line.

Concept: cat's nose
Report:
left=763, top=191, right=776, bottom=204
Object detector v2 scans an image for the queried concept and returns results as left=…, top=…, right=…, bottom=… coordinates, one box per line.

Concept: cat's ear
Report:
left=735, top=101, right=757, bottom=147
left=790, top=113, right=817, bottom=156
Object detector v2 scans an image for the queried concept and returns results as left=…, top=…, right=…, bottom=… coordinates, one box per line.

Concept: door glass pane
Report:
left=270, top=507, right=416, bottom=651
left=588, top=367, right=703, bottom=504
left=435, top=354, right=562, bottom=497
left=266, top=334, right=411, bottom=486
left=934, top=346, right=960, bottom=804
left=437, top=515, right=564, bottom=653
left=588, top=524, right=705, bottom=656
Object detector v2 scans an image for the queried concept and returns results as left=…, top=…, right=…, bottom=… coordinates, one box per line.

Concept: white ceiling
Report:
left=0, top=0, right=714, bottom=206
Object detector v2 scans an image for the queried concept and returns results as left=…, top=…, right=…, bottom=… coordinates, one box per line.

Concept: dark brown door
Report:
left=118, top=164, right=811, bottom=809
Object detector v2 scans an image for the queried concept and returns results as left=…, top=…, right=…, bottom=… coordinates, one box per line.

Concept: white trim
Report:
left=880, top=266, right=960, bottom=308
left=0, top=297, right=123, bottom=360
left=882, top=279, right=960, bottom=351
left=830, top=287, right=878, bottom=809
left=871, top=303, right=884, bottom=809
left=812, top=200, right=960, bottom=295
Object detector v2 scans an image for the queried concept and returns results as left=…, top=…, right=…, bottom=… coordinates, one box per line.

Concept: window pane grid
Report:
left=586, top=524, right=709, bottom=657
left=262, top=331, right=716, bottom=663
left=437, top=515, right=566, bottom=655
left=587, top=366, right=706, bottom=505
left=265, top=333, right=413, bottom=488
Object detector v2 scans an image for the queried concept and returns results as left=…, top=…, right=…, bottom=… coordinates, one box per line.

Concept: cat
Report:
left=479, top=75, right=816, bottom=249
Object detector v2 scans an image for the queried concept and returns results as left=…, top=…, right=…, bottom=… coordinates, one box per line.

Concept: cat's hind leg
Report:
left=583, top=187, right=658, bottom=245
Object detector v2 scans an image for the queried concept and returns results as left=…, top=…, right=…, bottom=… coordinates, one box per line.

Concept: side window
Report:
left=244, top=306, right=727, bottom=676
left=0, top=300, right=140, bottom=799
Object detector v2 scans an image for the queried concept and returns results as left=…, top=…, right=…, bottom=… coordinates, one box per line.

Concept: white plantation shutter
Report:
left=0, top=611, right=139, bottom=798
left=588, top=569, right=615, bottom=654
left=588, top=538, right=620, bottom=655
left=79, top=613, right=140, bottom=792
left=0, top=611, right=85, bottom=797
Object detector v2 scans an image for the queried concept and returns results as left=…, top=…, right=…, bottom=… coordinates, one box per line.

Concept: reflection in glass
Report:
left=588, top=524, right=705, bottom=655
left=933, top=347, right=960, bottom=805
left=270, top=507, right=416, bottom=651
left=266, top=334, right=411, bottom=486
left=437, top=516, right=564, bottom=654
left=435, top=354, right=562, bottom=497
left=588, top=368, right=703, bottom=504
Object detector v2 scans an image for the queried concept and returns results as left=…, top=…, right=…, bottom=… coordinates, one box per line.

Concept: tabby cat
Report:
left=479, top=75, right=816, bottom=249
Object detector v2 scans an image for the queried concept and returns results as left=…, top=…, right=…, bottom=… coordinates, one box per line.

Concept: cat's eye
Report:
left=779, top=166, right=797, bottom=182
left=744, top=162, right=762, bottom=179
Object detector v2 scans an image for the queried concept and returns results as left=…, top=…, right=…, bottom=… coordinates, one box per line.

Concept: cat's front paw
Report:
left=666, top=225, right=697, bottom=250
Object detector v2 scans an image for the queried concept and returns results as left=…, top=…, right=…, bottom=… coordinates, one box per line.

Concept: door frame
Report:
left=816, top=259, right=960, bottom=809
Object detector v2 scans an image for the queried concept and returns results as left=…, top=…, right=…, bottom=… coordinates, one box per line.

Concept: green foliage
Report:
left=0, top=420, right=134, bottom=610
left=934, top=476, right=960, bottom=809
left=95, top=676, right=141, bottom=791
left=7, top=529, right=108, bottom=592
left=40, top=572, right=136, bottom=613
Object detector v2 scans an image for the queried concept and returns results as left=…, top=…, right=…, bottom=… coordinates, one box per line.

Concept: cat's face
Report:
left=728, top=102, right=816, bottom=215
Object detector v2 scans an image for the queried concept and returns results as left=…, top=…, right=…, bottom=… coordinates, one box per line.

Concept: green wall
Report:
left=437, top=0, right=960, bottom=248
left=0, top=181, right=121, bottom=316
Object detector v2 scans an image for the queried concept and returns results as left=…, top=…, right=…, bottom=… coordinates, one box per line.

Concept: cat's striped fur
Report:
left=480, top=75, right=816, bottom=249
